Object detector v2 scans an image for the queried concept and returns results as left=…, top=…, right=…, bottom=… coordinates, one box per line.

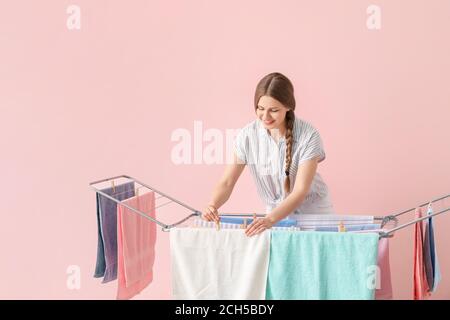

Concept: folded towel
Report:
left=170, top=227, right=270, bottom=299
left=266, top=231, right=379, bottom=300
left=117, top=192, right=156, bottom=300
left=94, top=181, right=135, bottom=283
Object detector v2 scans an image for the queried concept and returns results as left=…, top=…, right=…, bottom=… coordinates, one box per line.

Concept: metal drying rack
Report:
left=89, top=175, right=450, bottom=239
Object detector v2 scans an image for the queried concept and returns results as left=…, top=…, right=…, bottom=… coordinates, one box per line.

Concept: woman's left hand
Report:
left=245, top=216, right=276, bottom=237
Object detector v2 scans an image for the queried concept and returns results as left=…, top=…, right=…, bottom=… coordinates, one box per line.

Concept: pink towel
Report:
left=413, top=208, right=430, bottom=300
left=375, top=237, right=393, bottom=299
left=117, top=192, right=156, bottom=300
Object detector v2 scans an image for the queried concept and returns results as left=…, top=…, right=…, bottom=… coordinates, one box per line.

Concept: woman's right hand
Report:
left=202, top=204, right=220, bottom=223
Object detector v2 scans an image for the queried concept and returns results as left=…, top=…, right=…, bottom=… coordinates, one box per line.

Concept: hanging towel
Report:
left=170, top=227, right=271, bottom=300
left=375, top=237, right=393, bottom=300
left=313, top=224, right=381, bottom=232
left=423, top=214, right=434, bottom=293
left=95, top=181, right=135, bottom=283
left=216, top=216, right=297, bottom=228
left=191, top=218, right=302, bottom=231
left=413, top=208, right=430, bottom=300
left=307, top=224, right=392, bottom=299
left=117, top=191, right=156, bottom=300
left=423, top=205, right=441, bottom=293
left=295, top=214, right=374, bottom=230
left=266, top=231, right=379, bottom=300
left=94, top=192, right=106, bottom=278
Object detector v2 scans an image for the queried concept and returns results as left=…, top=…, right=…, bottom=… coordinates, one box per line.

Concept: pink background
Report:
left=0, top=0, right=449, bottom=299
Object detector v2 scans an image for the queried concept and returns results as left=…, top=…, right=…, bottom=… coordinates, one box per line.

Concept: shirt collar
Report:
left=256, top=118, right=299, bottom=143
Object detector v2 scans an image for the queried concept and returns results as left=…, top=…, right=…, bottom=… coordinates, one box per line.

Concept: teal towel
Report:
left=266, top=231, right=379, bottom=300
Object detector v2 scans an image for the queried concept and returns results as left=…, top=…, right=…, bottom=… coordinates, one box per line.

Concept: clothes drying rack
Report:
left=89, top=174, right=450, bottom=239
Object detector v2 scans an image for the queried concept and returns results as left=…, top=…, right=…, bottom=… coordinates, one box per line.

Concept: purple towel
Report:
left=94, top=181, right=135, bottom=283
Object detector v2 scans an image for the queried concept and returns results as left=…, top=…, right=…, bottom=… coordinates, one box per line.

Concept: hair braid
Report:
left=253, top=72, right=296, bottom=197
left=283, top=110, right=295, bottom=196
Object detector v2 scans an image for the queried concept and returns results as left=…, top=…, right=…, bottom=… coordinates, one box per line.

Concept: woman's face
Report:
left=256, top=95, right=290, bottom=130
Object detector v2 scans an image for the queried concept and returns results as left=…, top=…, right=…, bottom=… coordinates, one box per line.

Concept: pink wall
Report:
left=0, top=0, right=449, bottom=299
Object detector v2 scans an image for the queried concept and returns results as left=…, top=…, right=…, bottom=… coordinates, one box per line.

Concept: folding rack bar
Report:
left=90, top=174, right=199, bottom=231
left=89, top=175, right=449, bottom=238
left=379, top=206, right=450, bottom=238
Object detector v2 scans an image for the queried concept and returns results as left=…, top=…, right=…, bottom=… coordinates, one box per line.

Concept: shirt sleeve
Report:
left=298, top=128, right=326, bottom=164
left=234, top=128, right=248, bottom=164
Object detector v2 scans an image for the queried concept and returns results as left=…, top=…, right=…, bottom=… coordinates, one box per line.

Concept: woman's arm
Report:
left=266, top=157, right=319, bottom=223
left=203, top=153, right=246, bottom=221
left=245, top=156, right=320, bottom=236
left=208, top=153, right=246, bottom=208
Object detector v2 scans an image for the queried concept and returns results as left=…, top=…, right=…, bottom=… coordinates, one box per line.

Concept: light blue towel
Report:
left=266, top=231, right=379, bottom=300
left=219, top=216, right=297, bottom=227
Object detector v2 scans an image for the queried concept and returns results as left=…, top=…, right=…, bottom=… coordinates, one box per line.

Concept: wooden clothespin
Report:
left=242, top=218, right=248, bottom=229
left=338, top=221, right=346, bottom=232
left=135, top=186, right=139, bottom=197
left=111, top=180, right=116, bottom=193
left=215, top=215, right=221, bottom=231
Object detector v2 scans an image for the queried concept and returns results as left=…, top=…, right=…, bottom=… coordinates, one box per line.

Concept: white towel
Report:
left=170, top=227, right=271, bottom=300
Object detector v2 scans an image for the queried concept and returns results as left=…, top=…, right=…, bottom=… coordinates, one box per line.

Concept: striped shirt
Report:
left=234, top=117, right=332, bottom=216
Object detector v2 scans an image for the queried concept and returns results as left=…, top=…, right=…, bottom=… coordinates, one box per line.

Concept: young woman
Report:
left=202, top=72, right=335, bottom=236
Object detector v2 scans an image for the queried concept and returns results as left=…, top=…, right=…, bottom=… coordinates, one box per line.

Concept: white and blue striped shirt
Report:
left=234, top=117, right=333, bottom=217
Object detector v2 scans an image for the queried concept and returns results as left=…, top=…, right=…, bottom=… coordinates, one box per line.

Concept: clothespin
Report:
left=135, top=186, right=139, bottom=197
left=427, top=201, right=433, bottom=215
left=338, top=221, right=346, bottom=232
left=215, top=215, right=221, bottom=231
left=111, top=180, right=116, bottom=193
left=242, top=218, right=248, bottom=229
left=253, top=212, right=256, bottom=224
